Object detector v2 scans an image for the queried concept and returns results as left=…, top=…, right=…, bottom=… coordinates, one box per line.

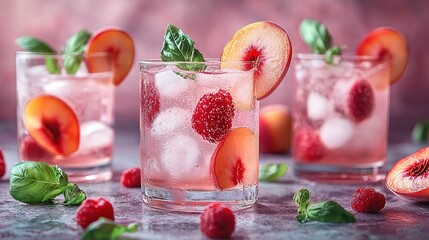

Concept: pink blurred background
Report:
left=1, top=0, right=428, bottom=139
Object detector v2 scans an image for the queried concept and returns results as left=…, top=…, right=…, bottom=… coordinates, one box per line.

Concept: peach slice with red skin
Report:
left=386, top=146, right=429, bottom=201
left=211, top=127, right=258, bottom=190
left=86, top=27, right=135, bottom=85
left=221, top=21, right=292, bottom=100
left=357, top=27, right=408, bottom=85
left=24, top=95, right=80, bottom=156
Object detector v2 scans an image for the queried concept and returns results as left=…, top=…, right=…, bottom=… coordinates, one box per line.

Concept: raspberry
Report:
left=293, top=127, right=324, bottom=161
left=200, top=203, right=235, bottom=238
left=141, top=80, right=160, bottom=126
left=20, top=136, right=51, bottom=161
left=351, top=187, right=386, bottom=213
left=76, top=197, right=115, bottom=229
left=120, top=167, right=141, bottom=188
left=192, top=90, right=235, bottom=143
left=347, top=79, right=374, bottom=122
left=0, top=149, right=5, bottom=178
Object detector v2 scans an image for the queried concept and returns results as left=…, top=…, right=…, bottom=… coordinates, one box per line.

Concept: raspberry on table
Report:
left=351, top=187, right=386, bottom=213
left=121, top=167, right=141, bottom=188
left=200, top=203, right=235, bottom=238
left=76, top=197, right=115, bottom=229
left=0, top=149, right=5, bottom=178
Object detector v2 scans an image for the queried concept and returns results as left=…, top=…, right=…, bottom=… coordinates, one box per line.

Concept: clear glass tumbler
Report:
left=292, top=54, right=390, bottom=182
left=16, top=52, right=115, bottom=182
left=140, top=59, right=258, bottom=212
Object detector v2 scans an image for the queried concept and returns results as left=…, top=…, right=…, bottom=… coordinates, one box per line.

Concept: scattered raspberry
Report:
left=20, top=136, right=51, bottom=161
left=347, top=79, right=374, bottom=122
left=192, top=90, right=235, bottom=143
left=200, top=203, right=235, bottom=239
left=120, top=167, right=141, bottom=188
left=141, top=80, right=160, bottom=126
left=0, top=149, right=5, bottom=178
left=351, top=187, right=386, bottom=213
left=293, top=127, right=324, bottom=161
left=76, top=197, right=115, bottom=229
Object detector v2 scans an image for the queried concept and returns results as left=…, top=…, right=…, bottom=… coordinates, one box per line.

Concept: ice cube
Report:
left=196, top=71, right=238, bottom=90
left=26, top=65, right=50, bottom=77
left=230, top=72, right=254, bottom=109
left=295, top=67, right=309, bottom=82
left=320, top=117, right=355, bottom=149
left=155, top=70, right=189, bottom=98
left=78, top=121, right=113, bottom=151
left=161, top=134, right=200, bottom=179
left=307, top=92, right=331, bottom=121
left=151, top=107, right=191, bottom=137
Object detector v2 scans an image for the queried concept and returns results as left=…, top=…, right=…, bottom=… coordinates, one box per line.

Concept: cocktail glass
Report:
left=292, top=54, right=390, bottom=182
left=16, top=52, right=115, bottom=182
left=139, top=59, right=258, bottom=212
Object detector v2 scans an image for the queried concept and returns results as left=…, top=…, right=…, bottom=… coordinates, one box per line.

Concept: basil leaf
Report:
left=63, top=30, right=91, bottom=74
left=293, top=188, right=310, bottom=206
left=9, top=162, right=68, bottom=204
left=258, top=163, right=287, bottom=182
left=325, top=46, right=342, bottom=64
left=300, top=19, right=332, bottom=54
left=307, top=201, right=356, bottom=223
left=161, top=24, right=206, bottom=71
left=63, top=183, right=87, bottom=206
left=81, top=218, right=139, bottom=240
left=412, top=121, right=429, bottom=143
left=16, top=36, right=60, bottom=74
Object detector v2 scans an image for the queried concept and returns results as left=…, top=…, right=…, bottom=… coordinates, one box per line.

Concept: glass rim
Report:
left=139, top=58, right=256, bottom=65
left=16, top=51, right=111, bottom=58
left=295, top=53, right=386, bottom=61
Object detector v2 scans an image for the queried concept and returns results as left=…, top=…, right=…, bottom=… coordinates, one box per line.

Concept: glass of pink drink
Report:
left=16, top=52, right=115, bottom=182
left=140, top=60, right=258, bottom=212
left=292, top=54, right=390, bottom=182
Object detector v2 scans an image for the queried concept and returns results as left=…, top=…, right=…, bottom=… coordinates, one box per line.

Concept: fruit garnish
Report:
left=161, top=24, right=206, bottom=71
left=357, top=27, right=408, bottom=85
left=24, top=95, right=80, bottom=156
left=141, top=80, right=160, bottom=127
left=258, top=163, right=287, bottom=182
left=211, top=127, right=258, bottom=190
left=192, top=89, right=235, bottom=143
left=200, top=203, right=236, bottom=239
left=0, top=149, right=5, bottom=178
left=86, top=27, right=135, bottom=85
left=386, top=146, right=429, bottom=201
left=221, top=21, right=292, bottom=100
left=9, top=161, right=86, bottom=205
left=346, top=79, right=375, bottom=122
left=292, top=126, right=324, bottom=161
left=120, top=167, right=141, bottom=188
left=351, top=187, right=386, bottom=213
left=299, top=19, right=344, bottom=64
left=259, top=104, right=292, bottom=154
left=293, top=189, right=356, bottom=223
left=82, top=218, right=139, bottom=240
left=20, top=135, right=52, bottom=161
left=76, top=197, right=115, bottom=229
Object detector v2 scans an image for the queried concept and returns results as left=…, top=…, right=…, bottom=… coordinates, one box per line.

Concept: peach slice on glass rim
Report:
left=211, top=127, right=258, bottom=190
left=85, top=27, right=135, bottom=85
left=221, top=21, right=292, bottom=100
left=357, top=27, right=408, bottom=85
left=24, top=95, right=80, bottom=157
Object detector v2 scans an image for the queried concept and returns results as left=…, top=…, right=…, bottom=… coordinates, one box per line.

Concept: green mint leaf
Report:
left=259, top=163, right=287, bottom=182
left=300, top=19, right=332, bottom=54
left=63, top=183, right=87, bottom=206
left=9, top=162, right=68, bottom=204
left=325, top=46, right=342, bottom=64
left=16, top=36, right=60, bottom=74
left=293, top=189, right=311, bottom=222
left=81, top=218, right=139, bottom=240
left=161, top=24, right=206, bottom=71
left=63, top=30, right=91, bottom=74
left=412, top=121, right=429, bottom=143
left=307, top=201, right=356, bottom=223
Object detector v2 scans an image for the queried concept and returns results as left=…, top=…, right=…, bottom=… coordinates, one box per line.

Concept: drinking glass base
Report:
left=62, top=163, right=112, bottom=183
left=142, top=185, right=258, bottom=213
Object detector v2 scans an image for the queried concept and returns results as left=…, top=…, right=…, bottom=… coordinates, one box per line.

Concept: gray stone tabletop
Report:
left=1, top=124, right=429, bottom=240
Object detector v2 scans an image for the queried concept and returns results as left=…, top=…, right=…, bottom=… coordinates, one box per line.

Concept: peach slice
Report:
left=259, top=104, right=292, bottom=154
left=24, top=95, right=80, bottom=156
left=221, top=21, right=292, bottom=100
left=386, top=146, right=429, bottom=201
left=356, top=27, right=408, bottom=85
left=86, top=27, right=135, bottom=85
left=211, top=127, right=258, bottom=190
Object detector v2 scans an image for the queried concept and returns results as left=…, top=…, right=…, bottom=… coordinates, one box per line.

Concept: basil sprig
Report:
left=412, top=121, right=429, bottom=143
left=293, top=189, right=355, bottom=223
left=16, top=36, right=60, bottom=74
left=62, top=30, right=91, bottom=74
left=299, top=19, right=344, bottom=64
left=258, top=163, right=287, bottom=182
left=81, top=218, right=139, bottom=240
left=9, top=162, right=86, bottom=206
left=161, top=24, right=206, bottom=71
